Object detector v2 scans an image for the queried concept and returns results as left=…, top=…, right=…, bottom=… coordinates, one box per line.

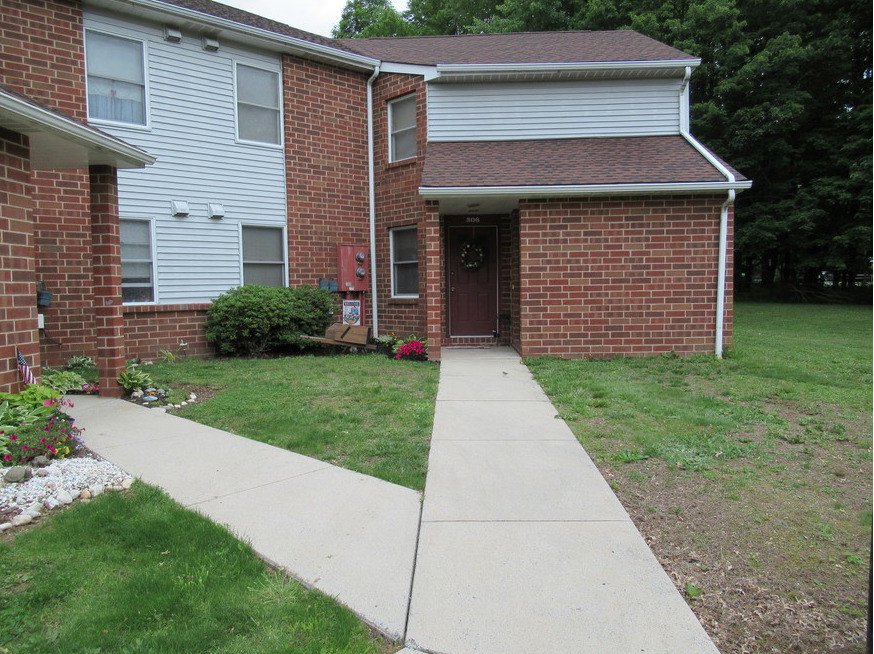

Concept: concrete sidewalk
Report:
left=404, top=347, right=719, bottom=654
left=68, top=348, right=720, bottom=653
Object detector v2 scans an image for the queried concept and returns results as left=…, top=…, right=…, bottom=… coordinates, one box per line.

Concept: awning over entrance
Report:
left=419, top=135, right=751, bottom=214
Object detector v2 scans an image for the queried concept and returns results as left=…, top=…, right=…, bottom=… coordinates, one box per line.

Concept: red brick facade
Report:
left=0, top=129, right=39, bottom=393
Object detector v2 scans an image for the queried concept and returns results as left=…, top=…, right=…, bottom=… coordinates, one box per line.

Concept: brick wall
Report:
left=0, top=0, right=95, bottom=369
left=123, top=304, right=212, bottom=362
left=284, top=56, right=370, bottom=288
left=372, top=74, right=429, bottom=339
left=0, top=128, right=39, bottom=394
left=516, top=195, right=732, bottom=358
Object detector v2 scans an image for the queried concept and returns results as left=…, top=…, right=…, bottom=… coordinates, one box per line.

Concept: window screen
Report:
left=242, top=226, right=285, bottom=286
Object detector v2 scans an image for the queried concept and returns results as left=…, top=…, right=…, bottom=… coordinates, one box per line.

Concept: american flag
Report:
left=16, top=348, right=36, bottom=386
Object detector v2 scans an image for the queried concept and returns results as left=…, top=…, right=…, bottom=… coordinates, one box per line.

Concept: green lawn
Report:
left=526, top=302, right=873, bottom=651
left=146, top=354, right=439, bottom=491
left=0, top=483, right=393, bottom=654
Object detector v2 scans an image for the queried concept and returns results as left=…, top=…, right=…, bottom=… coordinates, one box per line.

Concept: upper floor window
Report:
left=242, top=225, right=285, bottom=286
left=85, top=31, right=146, bottom=126
left=388, top=94, right=416, bottom=162
left=390, top=226, right=418, bottom=297
left=236, top=63, right=281, bottom=145
left=120, top=219, right=155, bottom=303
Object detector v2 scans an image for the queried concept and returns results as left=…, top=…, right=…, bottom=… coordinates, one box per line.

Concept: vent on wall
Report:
left=163, top=26, right=182, bottom=42
left=202, top=36, right=219, bottom=51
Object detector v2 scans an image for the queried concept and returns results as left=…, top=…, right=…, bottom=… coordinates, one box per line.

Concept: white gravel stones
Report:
left=0, top=457, right=133, bottom=529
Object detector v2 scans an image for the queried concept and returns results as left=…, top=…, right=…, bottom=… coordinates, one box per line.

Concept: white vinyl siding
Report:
left=84, top=12, right=287, bottom=304
left=389, top=94, right=417, bottom=161
left=391, top=226, right=418, bottom=297
left=235, top=63, right=281, bottom=145
left=427, top=79, right=683, bottom=141
left=242, top=225, right=286, bottom=286
left=85, top=30, right=147, bottom=126
left=120, top=218, right=155, bottom=303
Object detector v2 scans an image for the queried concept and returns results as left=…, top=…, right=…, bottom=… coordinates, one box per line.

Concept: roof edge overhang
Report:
left=91, top=0, right=380, bottom=72
left=420, top=180, right=753, bottom=200
left=0, top=89, right=155, bottom=169
left=431, top=58, right=700, bottom=83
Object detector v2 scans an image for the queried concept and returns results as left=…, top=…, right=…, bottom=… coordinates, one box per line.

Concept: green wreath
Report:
left=460, top=242, right=485, bottom=271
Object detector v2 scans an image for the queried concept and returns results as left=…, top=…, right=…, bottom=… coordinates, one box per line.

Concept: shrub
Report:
left=205, top=285, right=336, bottom=357
left=42, top=369, right=90, bottom=394
left=394, top=335, right=428, bottom=361
left=0, top=390, right=80, bottom=465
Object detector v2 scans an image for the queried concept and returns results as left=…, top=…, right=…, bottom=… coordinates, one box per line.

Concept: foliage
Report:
left=394, top=336, right=428, bottom=361
left=117, top=366, right=155, bottom=393
left=0, top=385, right=61, bottom=425
left=339, top=0, right=873, bottom=295
left=332, top=0, right=412, bottom=37
left=146, top=354, right=439, bottom=490
left=0, top=483, right=388, bottom=653
left=40, top=369, right=90, bottom=394
left=205, top=285, right=337, bottom=357
left=2, top=410, right=81, bottom=465
left=64, top=356, right=99, bottom=386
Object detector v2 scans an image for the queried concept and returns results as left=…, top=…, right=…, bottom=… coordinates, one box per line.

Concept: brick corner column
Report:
left=423, top=201, right=442, bottom=361
left=88, top=165, right=125, bottom=397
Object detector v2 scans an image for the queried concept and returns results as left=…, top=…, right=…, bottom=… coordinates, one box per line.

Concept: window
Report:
left=85, top=31, right=146, bottom=126
left=388, top=95, right=416, bottom=162
left=236, top=63, right=281, bottom=145
left=242, top=226, right=285, bottom=286
left=391, top=227, right=418, bottom=297
left=120, top=219, right=154, bottom=303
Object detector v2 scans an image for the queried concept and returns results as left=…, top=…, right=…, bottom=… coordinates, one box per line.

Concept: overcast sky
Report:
left=219, top=0, right=408, bottom=38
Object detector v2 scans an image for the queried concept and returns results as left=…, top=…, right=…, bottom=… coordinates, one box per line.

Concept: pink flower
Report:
left=9, top=435, right=17, bottom=441
left=3, top=455, right=10, bottom=461
left=40, top=438, right=47, bottom=443
left=43, top=400, right=54, bottom=406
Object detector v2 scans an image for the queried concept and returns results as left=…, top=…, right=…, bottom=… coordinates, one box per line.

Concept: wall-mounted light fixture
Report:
left=163, top=26, right=182, bottom=42
left=170, top=200, right=190, bottom=217
left=207, top=202, right=225, bottom=219
left=202, top=36, right=219, bottom=51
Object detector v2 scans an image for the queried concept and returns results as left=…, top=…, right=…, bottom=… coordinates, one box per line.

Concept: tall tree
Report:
left=332, top=0, right=412, bottom=38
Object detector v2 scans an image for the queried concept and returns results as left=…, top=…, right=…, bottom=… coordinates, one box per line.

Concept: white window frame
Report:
left=234, top=61, right=283, bottom=147
left=390, top=225, right=418, bottom=298
left=120, top=217, right=158, bottom=305
left=84, top=28, right=150, bottom=130
left=388, top=94, right=417, bottom=163
left=239, top=223, right=288, bottom=287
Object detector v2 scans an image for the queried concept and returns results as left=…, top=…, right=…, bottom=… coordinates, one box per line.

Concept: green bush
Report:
left=117, top=366, right=154, bottom=393
left=205, top=285, right=337, bottom=357
left=42, top=369, right=89, bottom=394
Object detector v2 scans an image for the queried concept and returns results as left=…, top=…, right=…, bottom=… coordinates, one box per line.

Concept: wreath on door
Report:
left=460, top=242, right=486, bottom=271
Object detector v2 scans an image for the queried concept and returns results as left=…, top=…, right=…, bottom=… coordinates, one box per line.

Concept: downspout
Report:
left=679, top=66, right=736, bottom=357
left=367, top=65, right=381, bottom=336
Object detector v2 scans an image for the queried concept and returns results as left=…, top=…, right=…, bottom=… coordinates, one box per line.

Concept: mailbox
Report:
left=337, top=244, right=369, bottom=292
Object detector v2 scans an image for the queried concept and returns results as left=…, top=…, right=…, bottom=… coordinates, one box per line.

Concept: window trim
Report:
left=233, top=61, right=283, bottom=148
left=388, top=94, right=417, bottom=163
left=239, top=223, right=288, bottom=287
left=390, top=225, right=419, bottom=298
left=84, top=28, right=150, bottom=130
left=120, top=217, right=158, bottom=305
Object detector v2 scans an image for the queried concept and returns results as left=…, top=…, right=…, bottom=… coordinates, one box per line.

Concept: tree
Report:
left=332, top=0, right=412, bottom=38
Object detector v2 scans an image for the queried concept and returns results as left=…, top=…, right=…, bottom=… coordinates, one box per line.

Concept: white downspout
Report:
left=679, top=66, right=736, bottom=357
left=367, top=65, right=380, bottom=336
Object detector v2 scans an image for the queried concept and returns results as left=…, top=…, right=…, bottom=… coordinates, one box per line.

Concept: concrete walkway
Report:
left=68, top=347, right=719, bottom=653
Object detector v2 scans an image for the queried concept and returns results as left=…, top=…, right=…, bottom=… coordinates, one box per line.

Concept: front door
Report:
left=448, top=225, right=498, bottom=336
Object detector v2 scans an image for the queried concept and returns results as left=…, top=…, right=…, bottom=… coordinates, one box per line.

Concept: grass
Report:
left=0, top=483, right=393, bottom=654
left=526, top=302, right=873, bottom=651
left=145, top=354, right=439, bottom=491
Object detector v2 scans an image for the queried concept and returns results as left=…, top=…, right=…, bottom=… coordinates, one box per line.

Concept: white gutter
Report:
left=101, top=0, right=380, bottom=71
left=435, top=58, right=701, bottom=77
left=0, top=89, right=155, bottom=168
left=715, top=190, right=735, bottom=357
left=366, top=66, right=380, bottom=337
left=420, top=180, right=751, bottom=199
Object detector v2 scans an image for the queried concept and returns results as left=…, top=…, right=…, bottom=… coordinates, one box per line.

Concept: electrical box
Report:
left=336, top=244, right=369, bottom=292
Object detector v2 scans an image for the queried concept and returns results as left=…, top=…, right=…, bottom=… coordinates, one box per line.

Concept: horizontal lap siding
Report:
left=427, top=79, right=682, bottom=141
left=85, top=12, right=287, bottom=304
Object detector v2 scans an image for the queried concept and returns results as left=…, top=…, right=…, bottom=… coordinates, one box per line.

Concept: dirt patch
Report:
left=602, top=431, right=871, bottom=653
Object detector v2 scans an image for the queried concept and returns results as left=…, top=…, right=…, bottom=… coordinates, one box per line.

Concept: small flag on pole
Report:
left=16, top=348, right=37, bottom=386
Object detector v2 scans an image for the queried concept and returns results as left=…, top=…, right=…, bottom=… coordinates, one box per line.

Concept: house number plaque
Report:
left=466, top=216, right=480, bottom=223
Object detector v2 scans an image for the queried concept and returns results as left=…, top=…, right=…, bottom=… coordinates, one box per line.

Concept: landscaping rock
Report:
left=31, top=455, right=51, bottom=467
left=55, top=490, right=74, bottom=505
left=79, top=489, right=91, bottom=500
left=4, top=466, right=31, bottom=483
left=0, top=522, right=12, bottom=532
left=89, top=484, right=104, bottom=497
left=35, top=469, right=50, bottom=477
left=131, top=390, right=144, bottom=400
left=121, top=478, right=134, bottom=490
left=11, top=514, right=32, bottom=527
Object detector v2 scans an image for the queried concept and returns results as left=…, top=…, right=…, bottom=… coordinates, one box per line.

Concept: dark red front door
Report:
left=448, top=225, right=498, bottom=336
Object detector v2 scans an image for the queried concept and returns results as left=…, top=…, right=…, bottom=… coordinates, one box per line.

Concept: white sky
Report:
left=219, top=0, right=408, bottom=38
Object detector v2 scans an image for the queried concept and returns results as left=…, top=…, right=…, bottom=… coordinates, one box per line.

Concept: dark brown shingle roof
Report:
left=338, top=31, right=697, bottom=66
left=421, top=136, right=747, bottom=188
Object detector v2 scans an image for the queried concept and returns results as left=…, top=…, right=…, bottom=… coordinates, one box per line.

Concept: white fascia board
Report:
left=419, top=180, right=753, bottom=199
left=379, top=62, right=439, bottom=80
left=435, top=58, right=701, bottom=77
left=101, top=0, right=380, bottom=71
left=0, top=89, right=155, bottom=168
